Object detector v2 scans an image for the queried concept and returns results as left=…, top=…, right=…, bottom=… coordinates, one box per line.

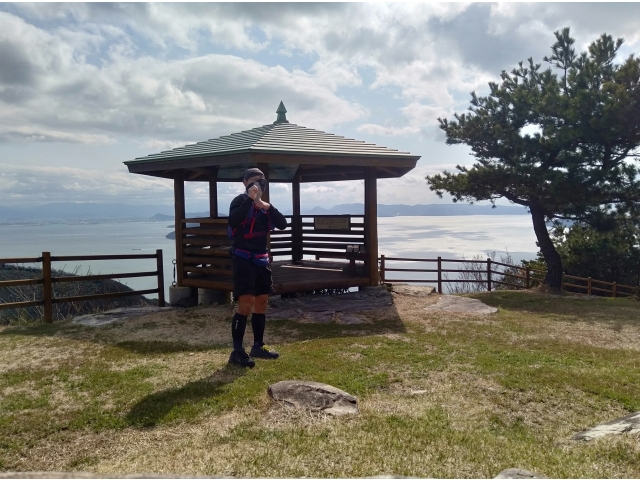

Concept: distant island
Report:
left=0, top=202, right=528, bottom=225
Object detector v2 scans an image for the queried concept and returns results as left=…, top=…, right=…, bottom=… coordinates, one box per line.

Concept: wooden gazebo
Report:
left=125, top=102, right=420, bottom=295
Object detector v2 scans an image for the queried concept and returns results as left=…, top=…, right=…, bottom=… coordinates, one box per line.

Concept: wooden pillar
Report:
left=156, top=249, right=165, bottom=307
left=42, top=251, right=53, bottom=323
left=292, top=171, right=301, bottom=263
left=209, top=167, right=219, bottom=218
left=174, top=171, right=185, bottom=286
left=364, top=167, right=379, bottom=286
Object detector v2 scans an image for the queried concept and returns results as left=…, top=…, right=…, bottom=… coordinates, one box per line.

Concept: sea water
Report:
left=0, top=215, right=538, bottom=297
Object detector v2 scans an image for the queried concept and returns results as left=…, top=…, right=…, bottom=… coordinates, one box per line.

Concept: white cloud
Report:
left=2, top=3, right=640, bottom=209
left=0, top=127, right=115, bottom=145
left=357, top=124, right=420, bottom=137
left=142, top=139, right=197, bottom=152
left=0, top=10, right=368, bottom=146
left=0, top=163, right=173, bottom=206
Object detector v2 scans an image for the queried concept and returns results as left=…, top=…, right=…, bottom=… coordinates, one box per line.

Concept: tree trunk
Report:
left=529, top=201, right=564, bottom=291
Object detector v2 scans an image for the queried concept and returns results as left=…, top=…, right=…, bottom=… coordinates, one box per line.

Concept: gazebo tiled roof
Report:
left=125, top=102, right=420, bottom=183
left=128, top=121, right=415, bottom=163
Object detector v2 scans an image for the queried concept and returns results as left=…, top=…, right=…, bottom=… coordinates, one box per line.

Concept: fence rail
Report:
left=0, top=250, right=165, bottom=322
left=379, top=255, right=640, bottom=298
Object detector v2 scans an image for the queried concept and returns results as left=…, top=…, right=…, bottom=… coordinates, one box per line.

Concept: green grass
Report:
left=1, top=291, right=639, bottom=477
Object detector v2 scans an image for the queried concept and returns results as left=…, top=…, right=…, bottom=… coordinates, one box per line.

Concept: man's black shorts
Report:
left=232, top=255, right=273, bottom=298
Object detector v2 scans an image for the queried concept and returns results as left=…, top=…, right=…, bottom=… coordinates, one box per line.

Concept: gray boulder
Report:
left=268, top=380, right=358, bottom=415
left=390, top=284, right=435, bottom=296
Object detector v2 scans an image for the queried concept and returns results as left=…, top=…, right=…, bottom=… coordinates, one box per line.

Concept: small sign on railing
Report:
left=314, top=216, right=350, bottom=231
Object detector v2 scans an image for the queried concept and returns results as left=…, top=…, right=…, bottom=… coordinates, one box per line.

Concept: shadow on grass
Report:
left=125, top=364, right=246, bottom=428
left=0, top=299, right=407, bottom=355
left=113, top=340, right=223, bottom=355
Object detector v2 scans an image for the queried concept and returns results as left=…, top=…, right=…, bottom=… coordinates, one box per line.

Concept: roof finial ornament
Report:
left=275, top=101, right=289, bottom=124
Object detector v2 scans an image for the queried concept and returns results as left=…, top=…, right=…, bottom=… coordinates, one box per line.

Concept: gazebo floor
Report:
left=181, top=259, right=371, bottom=295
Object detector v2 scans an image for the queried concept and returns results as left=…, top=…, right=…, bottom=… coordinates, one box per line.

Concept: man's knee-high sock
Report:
left=252, top=313, right=266, bottom=347
left=232, top=313, right=247, bottom=351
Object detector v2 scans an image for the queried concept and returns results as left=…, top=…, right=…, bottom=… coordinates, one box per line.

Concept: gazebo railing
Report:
left=270, top=216, right=294, bottom=257
left=179, top=216, right=367, bottom=284
left=180, top=218, right=233, bottom=286
left=272, top=215, right=366, bottom=260
left=299, top=215, right=364, bottom=260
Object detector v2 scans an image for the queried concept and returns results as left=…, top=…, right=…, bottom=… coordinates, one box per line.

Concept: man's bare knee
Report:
left=253, top=294, right=269, bottom=314
left=237, top=295, right=255, bottom=316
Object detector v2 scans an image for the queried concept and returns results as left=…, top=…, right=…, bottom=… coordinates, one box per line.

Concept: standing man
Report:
left=227, top=167, right=288, bottom=368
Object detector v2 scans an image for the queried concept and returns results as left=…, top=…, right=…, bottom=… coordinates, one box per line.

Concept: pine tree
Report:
left=427, top=28, right=640, bottom=290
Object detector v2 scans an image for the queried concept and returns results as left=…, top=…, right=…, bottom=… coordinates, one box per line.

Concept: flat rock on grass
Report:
left=424, top=295, right=498, bottom=315
left=71, top=306, right=175, bottom=326
left=572, top=411, right=640, bottom=441
left=268, top=380, right=359, bottom=415
left=494, top=468, right=546, bottom=479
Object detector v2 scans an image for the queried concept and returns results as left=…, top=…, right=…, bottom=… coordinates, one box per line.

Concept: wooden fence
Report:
left=561, top=274, right=639, bottom=297
left=0, top=251, right=165, bottom=323
left=379, top=255, right=640, bottom=298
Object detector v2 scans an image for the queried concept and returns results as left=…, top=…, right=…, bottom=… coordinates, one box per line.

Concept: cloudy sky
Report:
left=2, top=2, right=640, bottom=213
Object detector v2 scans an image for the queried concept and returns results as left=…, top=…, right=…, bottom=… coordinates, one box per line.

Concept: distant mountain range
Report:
left=0, top=203, right=173, bottom=222
left=0, top=201, right=528, bottom=224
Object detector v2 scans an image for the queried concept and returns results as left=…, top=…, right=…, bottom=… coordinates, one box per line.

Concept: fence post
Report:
left=612, top=282, right=617, bottom=298
left=561, top=274, right=565, bottom=292
left=156, top=249, right=165, bottom=307
left=437, top=256, right=442, bottom=294
left=525, top=268, right=530, bottom=289
left=587, top=277, right=592, bottom=296
left=42, top=252, right=53, bottom=323
left=487, top=258, right=492, bottom=292
left=380, top=255, right=385, bottom=284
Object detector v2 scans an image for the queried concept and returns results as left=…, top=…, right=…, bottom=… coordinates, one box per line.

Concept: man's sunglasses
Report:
left=247, top=179, right=268, bottom=191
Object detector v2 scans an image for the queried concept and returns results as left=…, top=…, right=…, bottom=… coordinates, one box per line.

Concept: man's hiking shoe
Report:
left=250, top=345, right=280, bottom=360
left=228, top=349, right=255, bottom=368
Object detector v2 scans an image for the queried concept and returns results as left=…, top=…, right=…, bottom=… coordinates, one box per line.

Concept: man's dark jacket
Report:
left=228, top=194, right=287, bottom=253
